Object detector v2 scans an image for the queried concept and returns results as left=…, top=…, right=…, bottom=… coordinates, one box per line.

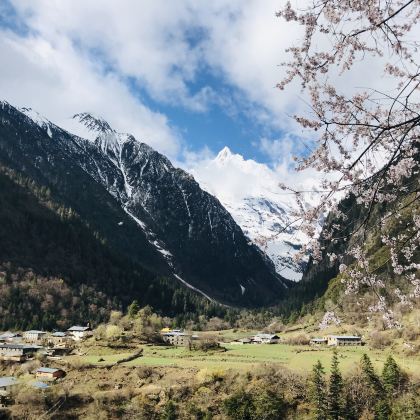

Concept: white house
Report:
left=162, top=331, right=191, bottom=346
left=252, top=334, right=280, bottom=344
left=67, top=326, right=92, bottom=341
left=23, top=330, right=47, bottom=343
left=326, top=335, right=362, bottom=346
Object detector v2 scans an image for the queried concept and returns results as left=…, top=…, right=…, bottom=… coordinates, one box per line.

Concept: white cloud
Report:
left=0, top=28, right=181, bottom=157
left=1, top=0, right=410, bottom=167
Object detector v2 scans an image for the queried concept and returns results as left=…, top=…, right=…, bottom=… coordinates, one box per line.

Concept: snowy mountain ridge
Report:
left=6, top=103, right=287, bottom=306
left=190, top=147, right=312, bottom=281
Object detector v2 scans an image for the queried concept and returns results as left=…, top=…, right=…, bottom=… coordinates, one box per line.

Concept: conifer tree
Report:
left=127, top=299, right=140, bottom=318
left=328, top=350, right=343, bottom=420
left=360, top=354, right=390, bottom=420
left=374, top=399, right=391, bottom=420
left=342, top=389, right=357, bottom=420
left=360, top=354, right=383, bottom=395
left=309, top=360, right=328, bottom=420
left=382, top=355, right=401, bottom=396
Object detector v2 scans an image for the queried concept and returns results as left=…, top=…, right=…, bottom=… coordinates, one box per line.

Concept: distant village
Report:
left=160, top=329, right=363, bottom=347
left=0, top=324, right=363, bottom=408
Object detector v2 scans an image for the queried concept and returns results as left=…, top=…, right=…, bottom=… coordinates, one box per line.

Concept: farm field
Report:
left=79, top=343, right=420, bottom=375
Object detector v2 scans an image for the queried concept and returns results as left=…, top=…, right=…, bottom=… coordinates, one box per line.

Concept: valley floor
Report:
left=77, top=342, right=420, bottom=375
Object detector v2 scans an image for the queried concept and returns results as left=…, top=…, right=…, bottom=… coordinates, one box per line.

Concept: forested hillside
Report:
left=0, top=166, right=226, bottom=329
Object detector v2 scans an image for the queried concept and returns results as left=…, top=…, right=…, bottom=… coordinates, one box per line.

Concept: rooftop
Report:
left=67, top=326, right=90, bottom=331
left=163, top=332, right=189, bottom=337
left=0, top=331, right=20, bottom=339
left=0, top=377, right=18, bottom=388
left=0, top=343, right=43, bottom=349
left=30, top=381, right=50, bottom=389
left=52, top=332, right=66, bottom=337
left=328, top=335, right=361, bottom=340
left=36, top=367, right=62, bottom=374
left=254, top=334, right=279, bottom=339
left=24, top=330, right=46, bottom=334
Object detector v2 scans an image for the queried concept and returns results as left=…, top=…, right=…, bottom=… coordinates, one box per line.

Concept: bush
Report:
left=402, top=325, right=419, bottom=341
left=192, top=338, right=220, bottom=352
left=136, top=366, right=154, bottom=379
left=284, top=334, right=310, bottom=345
left=369, top=331, right=392, bottom=349
left=196, top=368, right=226, bottom=385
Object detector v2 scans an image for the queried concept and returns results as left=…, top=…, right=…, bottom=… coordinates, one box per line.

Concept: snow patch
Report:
left=20, top=107, right=53, bottom=138
left=174, top=274, right=216, bottom=303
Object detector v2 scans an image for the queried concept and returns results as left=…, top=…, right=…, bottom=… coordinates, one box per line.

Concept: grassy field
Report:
left=78, top=343, right=420, bottom=375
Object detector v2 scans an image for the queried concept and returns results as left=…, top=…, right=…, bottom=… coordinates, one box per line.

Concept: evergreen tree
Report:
left=342, top=389, right=357, bottom=420
left=328, top=350, right=343, bottom=420
left=127, top=299, right=140, bottom=318
left=382, top=355, right=401, bottom=396
left=360, top=354, right=383, bottom=394
left=309, top=360, right=328, bottom=420
left=374, top=399, right=391, bottom=420
left=360, top=354, right=390, bottom=420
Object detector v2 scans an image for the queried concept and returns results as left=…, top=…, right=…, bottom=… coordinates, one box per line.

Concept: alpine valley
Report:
left=0, top=101, right=299, bottom=327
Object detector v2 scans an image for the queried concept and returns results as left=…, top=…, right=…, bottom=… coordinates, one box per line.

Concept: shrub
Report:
left=136, top=366, right=154, bottom=380
left=196, top=368, right=226, bottom=385
left=369, top=331, right=392, bottom=349
left=284, top=334, right=310, bottom=345
left=192, top=338, right=220, bottom=352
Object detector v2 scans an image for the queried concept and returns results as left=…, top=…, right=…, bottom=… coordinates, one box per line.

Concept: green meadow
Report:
left=79, top=343, right=420, bottom=375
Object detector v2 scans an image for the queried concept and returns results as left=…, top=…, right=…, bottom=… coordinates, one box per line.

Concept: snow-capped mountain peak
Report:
left=215, top=146, right=234, bottom=163
left=190, top=147, right=310, bottom=281
left=19, top=107, right=54, bottom=137
left=73, top=112, right=115, bottom=134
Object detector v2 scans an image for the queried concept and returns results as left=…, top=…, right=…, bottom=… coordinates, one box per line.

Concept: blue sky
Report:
left=0, top=0, right=307, bottom=168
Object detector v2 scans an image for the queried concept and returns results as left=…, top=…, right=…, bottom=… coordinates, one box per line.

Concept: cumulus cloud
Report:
left=0, top=27, right=181, bottom=157
left=0, top=0, right=406, bottom=168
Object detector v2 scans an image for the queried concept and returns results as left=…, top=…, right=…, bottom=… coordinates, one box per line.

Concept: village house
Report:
left=326, top=335, right=362, bottom=346
left=47, top=332, right=73, bottom=347
left=162, top=330, right=191, bottom=346
left=23, top=330, right=47, bottom=343
left=67, top=325, right=92, bottom=341
left=252, top=334, right=280, bottom=344
left=310, top=338, right=328, bottom=346
left=0, top=332, right=22, bottom=343
left=0, top=343, right=42, bottom=362
left=229, top=337, right=253, bottom=345
left=35, top=367, right=66, bottom=381
left=0, top=377, right=19, bottom=407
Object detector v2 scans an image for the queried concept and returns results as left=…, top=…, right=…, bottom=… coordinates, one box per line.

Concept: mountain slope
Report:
left=190, top=147, right=313, bottom=281
left=0, top=101, right=287, bottom=307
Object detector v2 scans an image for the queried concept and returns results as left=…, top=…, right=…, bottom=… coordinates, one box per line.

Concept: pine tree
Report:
left=360, top=354, right=390, bottom=420
left=328, top=350, right=343, bottom=420
left=360, top=354, right=383, bottom=394
left=127, top=299, right=140, bottom=318
left=382, top=355, right=401, bottom=396
left=309, top=360, right=328, bottom=420
left=374, top=399, right=391, bottom=420
left=342, top=389, right=357, bottom=420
